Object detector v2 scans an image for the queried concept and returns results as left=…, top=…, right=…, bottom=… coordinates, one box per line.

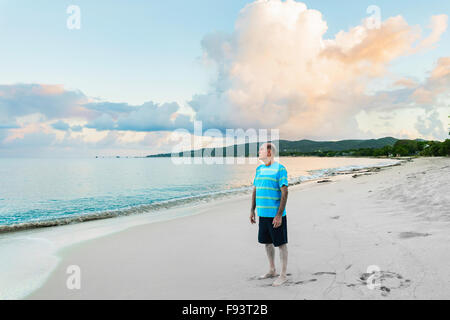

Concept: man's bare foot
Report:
left=258, top=270, right=277, bottom=279
left=272, top=275, right=287, bottom=286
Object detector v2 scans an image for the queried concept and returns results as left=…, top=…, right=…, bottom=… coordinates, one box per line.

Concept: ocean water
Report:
left=0, top=157, right=400, bottom=231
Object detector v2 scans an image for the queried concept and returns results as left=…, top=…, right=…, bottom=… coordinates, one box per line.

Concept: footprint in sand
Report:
left=251, top=273, right=321, bottom=287
left=289, top=278, right=318, bottom=286
left=357, top=270, right=412, bottom=296
left=313, top=271, right=337, bottom=276
left=248, top=273, right=292, bottom=282
left=398, top=232, right=431, bottom=239
left=253, top=272, right=343, bottom=287
left=283, top=271, right=337, bottom=287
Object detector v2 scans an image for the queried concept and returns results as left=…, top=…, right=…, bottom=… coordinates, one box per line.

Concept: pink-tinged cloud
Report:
left=394, top=78, right=419, bottom=89
left=416, top=14, right=448, bottom=50
left=0, top=83, right=92, bottom=121
left=411, top=56, right=450, bottom=107
left=190, top=0, right=448, bottom=140
left=430, top=56, right=450, bottom=80
left=323, top=16, right=420, bottom=70
left=30, top=84, right=66, bottom=96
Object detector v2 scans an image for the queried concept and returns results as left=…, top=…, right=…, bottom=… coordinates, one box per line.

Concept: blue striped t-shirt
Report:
left=253, top=162, right=288, bottom=218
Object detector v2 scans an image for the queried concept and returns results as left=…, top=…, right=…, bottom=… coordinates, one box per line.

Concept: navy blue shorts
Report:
left=258, top=216, right=288, bottom=247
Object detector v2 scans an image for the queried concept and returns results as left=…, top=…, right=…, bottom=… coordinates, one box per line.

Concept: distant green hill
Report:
left=146, top=137, right=398, bottom=157
left=276, top=137, right=398, bottom=153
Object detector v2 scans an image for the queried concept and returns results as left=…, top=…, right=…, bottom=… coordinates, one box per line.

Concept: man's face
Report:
left=258, top=144, right=270, bottom=160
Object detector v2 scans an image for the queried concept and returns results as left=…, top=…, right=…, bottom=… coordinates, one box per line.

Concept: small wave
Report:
left=0, top=187, right=253, bottom=234
left=307, top=160, right=402, bottom=178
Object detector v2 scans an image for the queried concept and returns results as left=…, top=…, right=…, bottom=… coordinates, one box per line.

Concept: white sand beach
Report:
left=27, top=157, right=449, bottom=300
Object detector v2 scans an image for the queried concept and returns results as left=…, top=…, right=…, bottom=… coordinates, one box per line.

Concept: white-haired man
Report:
left=250, top=142, right=289, bottom=286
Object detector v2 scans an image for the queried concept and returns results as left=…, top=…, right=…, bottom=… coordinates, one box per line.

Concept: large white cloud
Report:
left=190, top=0, right=448, bottom=140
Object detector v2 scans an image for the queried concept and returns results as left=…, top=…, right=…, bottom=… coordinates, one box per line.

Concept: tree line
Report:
left=279, top=139, right=450, bottom=157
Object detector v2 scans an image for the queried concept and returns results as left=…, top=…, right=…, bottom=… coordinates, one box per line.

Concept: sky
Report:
left=0, top=0, right=449, bottom=157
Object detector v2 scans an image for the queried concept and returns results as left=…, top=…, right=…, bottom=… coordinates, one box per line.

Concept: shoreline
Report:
left=0, top=157, right=402, bottom=235
left=24, top=157, right=450, bottom=300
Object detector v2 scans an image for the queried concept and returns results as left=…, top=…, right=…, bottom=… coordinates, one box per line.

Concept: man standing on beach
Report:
left=250, top=142, right=289, bottom=286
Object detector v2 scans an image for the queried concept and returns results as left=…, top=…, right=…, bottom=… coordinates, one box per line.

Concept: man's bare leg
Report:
left=259, top=244, right=277, bottom=279
left=272, top=244, right=288, bottom=286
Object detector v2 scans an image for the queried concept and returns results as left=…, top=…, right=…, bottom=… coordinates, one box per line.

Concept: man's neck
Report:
left=263, top=158, right=274, bottom=166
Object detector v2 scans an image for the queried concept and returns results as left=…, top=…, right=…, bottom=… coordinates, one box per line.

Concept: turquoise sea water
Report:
left=0, top=157, right=399, bottom=231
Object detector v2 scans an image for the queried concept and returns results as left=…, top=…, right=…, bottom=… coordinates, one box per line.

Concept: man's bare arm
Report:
left=250, top=186, right=256, bottom=224
left=251, top=186, right=256, bottom=212
left=273, top=186, right=288, bottom=228
left=277, top=186, right=288, bottom=216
